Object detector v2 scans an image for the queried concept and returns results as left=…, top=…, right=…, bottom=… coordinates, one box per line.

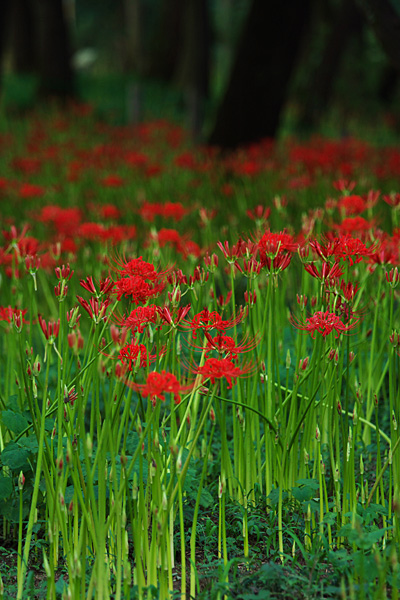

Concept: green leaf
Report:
left=323, top=511, right=337, bottom=525
left=1, top=410, right=29, bottom=435
left=199, top=488, right=213, bottom=509
left=0, top=474, right=13, bottom=500
left=55, top=577, right=66, bottom=595
left=1, top=442, right=30, bottom=471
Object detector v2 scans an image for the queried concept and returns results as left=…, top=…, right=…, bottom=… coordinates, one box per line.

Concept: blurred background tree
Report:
left=0, top=0, right=400, bottom=144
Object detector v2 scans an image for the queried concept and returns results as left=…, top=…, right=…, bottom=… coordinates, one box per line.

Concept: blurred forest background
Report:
left=1, top=0, right=400, bottom=147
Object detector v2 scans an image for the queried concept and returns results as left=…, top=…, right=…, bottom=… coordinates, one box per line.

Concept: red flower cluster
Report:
left=118, top=305, right=158, bottom=333
left=112, top=256, right=166, bottom=304
left=118, top=341, right=157, bottom=372
left=0, top=306, right=28, bottom=324
left=181, top=307, right=246, bottom=339
left=194, top=357, right=252, bottom=389
left=291, top=310, right=359, bottom=339
left=138, top=201, right=188, bottom=222
left=135, top=370, right=184, bottom=404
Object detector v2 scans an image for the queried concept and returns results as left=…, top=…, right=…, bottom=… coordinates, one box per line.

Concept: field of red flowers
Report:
left=1, top=105, right=400, bottom=599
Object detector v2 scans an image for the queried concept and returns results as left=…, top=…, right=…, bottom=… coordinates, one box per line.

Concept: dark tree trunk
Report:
left=208, top=0, right=311, bottom=148
left=356, top=0, right=400, bottom=70
left=32, top=0, right=75, bottom=101
left=176, top=0, right=211, bottom=139
left=299, top=0, right=363, bottom=131
left=145, top=0, right=185, bottom=81
left=123, top=0, right=145, bottom=74
left=0, top=0, right=11, bottom=94
left=378, top=63, right=400, bottom=104
left=9, top=0, right=36, bottom=73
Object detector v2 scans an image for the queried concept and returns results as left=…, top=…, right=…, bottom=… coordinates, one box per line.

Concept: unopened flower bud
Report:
left=392, top=411, right=398, bottom=431
left=299, top=356, right=309, bottom=371
left=86, top=433, right=93, bottom=457
left=18, top=471, right=25, bottom=491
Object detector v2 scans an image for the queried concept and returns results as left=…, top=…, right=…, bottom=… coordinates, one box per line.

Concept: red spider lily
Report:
left=181, top=306, right=247, bottom=339
left=217, top=239, right=246, bottom=262
left=335, top=217, right=376, bottom=237
left=67, top=330, right=84, bottom=352
left=386, top=267, right=400, bottom=288
left=337, top=195, right=366, bottom=216
left=117, top=340, right=158, bottom=372
left=116, top=304, right=159, bottom=333
left=12, top=157, right=42, bottom=175
left=24, top=253, right=40, bottom=272
left=0, top=306, right=28, bottom=324
left=192, top=357, right=254, bottom=389
left=19, top=183, right=45, bottom=199
left=261, top=251, right=293, bottom=273
left=112, top=254, right=169, bottom=282
left=156, top=304, right=191, bottom=328
left=38, top=206, right=82, bottom=237
left=240, top=257, right=262, bottom=278
left=96, top=203, right=121, bottom=220
left=101, top=174, right=124, bottom=187
left=203, top=253, right=219, bottom=272
left=258, top=230, right=298, bottom=261
left=383, top=192, right=400, bottom=208
left=38, top=314, right=60, bottom=340
left=324, top=279, right=363, bottom=323
left=64, top=387, right=78, bottom=407
left=110, top=325, right=128, bottom=347
left=104, top=224, right=137, bottom=245
left=129, top=370, right=191, bottom=405
left=246, top=205, right=271, bottom=222
left=303, top=260, right=344, bottom=282
left=310, top=235, right=377, bottom=266
left=111, top=254, right=168, bottom=304
left=77, top=222, right=106, bottom=241
left=333, top=179, right=356, bottom=193
left=209, top=290, right=233, bottom=308
left=66, top=307, right=81, bottom=329
left=198, top=330, right=261, bottom=362
left=291, top=310, right=359, bottom=339
left=80, top=276, right=114, bottom=297
left=54, top=281, right=69, bottom=300
left=337, top=280, right=360, bottom=303
left=113, top=276, right=165, bottom=305
left=167, top=269, right=188, bottom=287
left=55, top=264, right=74, bottom=281
left=199, top=207, right=218, bottom=225
left=138, top=201, right=187, bottom=222
left=332, top=235, right=378, bottom=265
left=189, top=266, right=209, bottom=287
left=76, top=295, right=112, bottom=323
left=244, top=290, right=257, bottom=306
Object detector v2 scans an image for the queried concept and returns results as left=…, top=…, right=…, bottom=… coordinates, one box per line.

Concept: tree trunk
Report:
left=175, top=0, right=211, bottom=140
left=123, top=0, right=145, bottom=74
left=32, top=0, right=75, bottom=101
left=356, top=0, right=400, bottom=70
left=9, top=0, right=36, bottom=73
left=145, top=0, right=185, bottom=82
left=208, top=0, right=311, bottom=148
left=0, top=0, right=11, bottom=95
left=378, top=63, right=400, bottom=105
left=299, top=0, right=363, bottom=131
